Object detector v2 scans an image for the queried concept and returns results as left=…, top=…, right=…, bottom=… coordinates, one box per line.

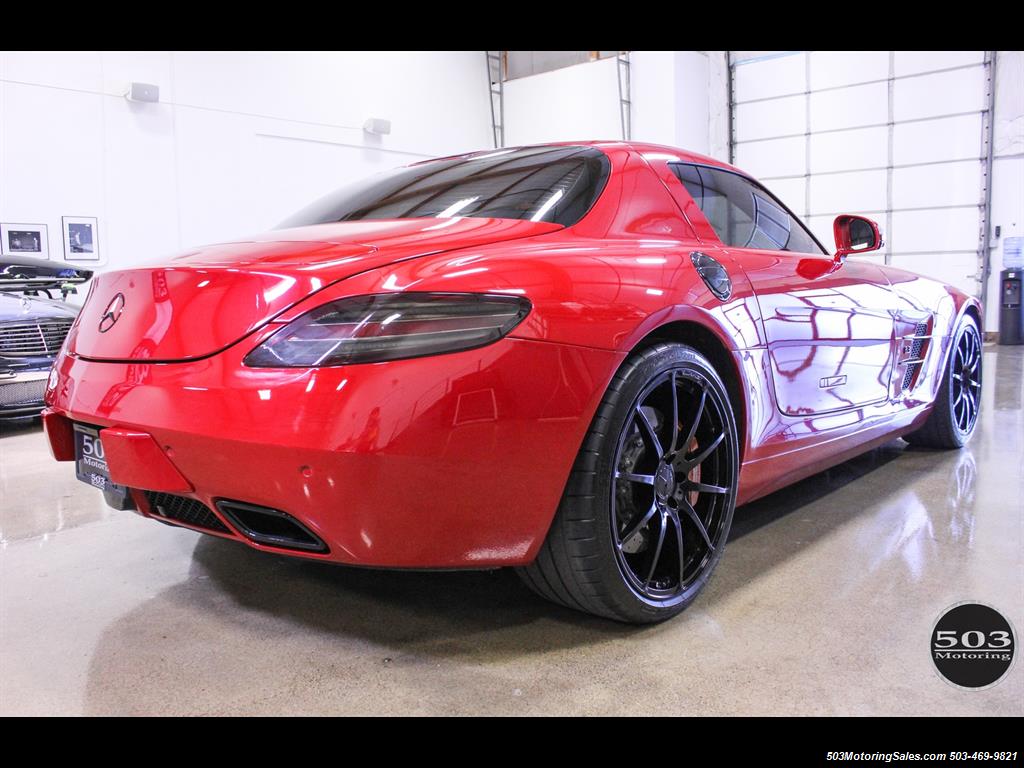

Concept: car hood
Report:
left=0, top=291, right=80, bottom=323
left=68, top=217, right=560, bottom=362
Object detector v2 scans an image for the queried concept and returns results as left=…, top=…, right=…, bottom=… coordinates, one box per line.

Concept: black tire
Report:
left=904, top=314, right=982, bottom=449
left=516, top=343, right=739, bottom=624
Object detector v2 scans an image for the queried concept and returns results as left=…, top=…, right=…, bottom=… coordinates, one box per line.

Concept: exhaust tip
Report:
left=215, top=500, right=328, bottom=553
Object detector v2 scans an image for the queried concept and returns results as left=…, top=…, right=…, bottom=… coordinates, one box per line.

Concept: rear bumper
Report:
left=43, top=337, right=621, bottom=567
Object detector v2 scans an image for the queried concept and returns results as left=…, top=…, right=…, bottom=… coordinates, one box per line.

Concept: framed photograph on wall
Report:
left=62, top=216, right=100, bottom=261
left=1, top=223, right=49, bottom=258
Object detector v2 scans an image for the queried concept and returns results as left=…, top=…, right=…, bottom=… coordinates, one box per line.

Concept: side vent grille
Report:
left=901, top=322, right=931, bottom=391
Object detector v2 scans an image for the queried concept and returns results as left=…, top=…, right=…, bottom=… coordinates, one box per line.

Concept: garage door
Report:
left=730, top=51, right=994, bottom=302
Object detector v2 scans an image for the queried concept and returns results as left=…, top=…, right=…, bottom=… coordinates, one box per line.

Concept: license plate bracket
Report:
left=74, top=423, right=132, bottom=510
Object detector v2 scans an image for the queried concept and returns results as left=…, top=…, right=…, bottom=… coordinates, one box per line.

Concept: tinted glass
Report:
left=671, top=163, right=825, bottom=255
left=279, top=146, right=611, bottom=229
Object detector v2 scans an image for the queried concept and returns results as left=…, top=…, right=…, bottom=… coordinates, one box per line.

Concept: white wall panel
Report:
left=893, top=113, right=983, bottom=165
left=894, top=66, right=986, bottom=122
left=990, top=157, right=1024, bottom=269
left=172, top=51, right=489, bottom=159
left=0, top=51, right=492, bottom=274
left=503, top=58, right=620, bottom=146
left=809, top=51, right=888, bottom=90
left=734, top=94, right=805, bottom=142
left=630, top=52, right=677, bottom=147
left=986, top=156, right=1024, bottom=328
left=631, top=51, right=727, bottom=157
left=101, top=95, right=179, bottom=271
left=809, top=81, right=888, bottom=132
left=993, top=50, right=1023, bottom=159
left=809, top=126, right=887, bottom=173
left=809, top=170, right=887, bottom=215
left=735, top=136, right=805, bottom=178
left=894, top=51, right=984, bottom=77
left=675, top=52, right=711, bottom=154
left=891, top=208, right=980, bottom=253
left=892, top=161, right=982, bottom=209
left=2, top=51, right=103, bottom=92
left=734, top=53, right=804, bottom=102
left=0, top=83, right=105, bottom=260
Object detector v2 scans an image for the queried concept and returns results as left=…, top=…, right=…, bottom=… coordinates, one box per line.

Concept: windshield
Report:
left=278, top=145, right=610, bottom=229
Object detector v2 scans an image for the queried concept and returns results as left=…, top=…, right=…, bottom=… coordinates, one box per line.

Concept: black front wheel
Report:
left=517, top=343, right=739, bottom=623
left=905, top=314, right=982, bottom=449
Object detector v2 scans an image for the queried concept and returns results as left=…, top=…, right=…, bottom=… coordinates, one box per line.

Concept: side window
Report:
left=670, top=163, right=825, bottom=255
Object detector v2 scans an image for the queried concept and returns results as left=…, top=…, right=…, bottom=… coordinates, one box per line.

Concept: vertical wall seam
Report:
left=804, top=52, right=811, bottom=220
left=726, top=51, right=735, bottom=164
left=978, top=50, right=997, bottom=317
left=886, top=51, right=895, bottom=266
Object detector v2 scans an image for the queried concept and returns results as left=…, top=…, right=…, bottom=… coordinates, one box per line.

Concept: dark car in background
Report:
left=1, top=256, right=92, bottom=418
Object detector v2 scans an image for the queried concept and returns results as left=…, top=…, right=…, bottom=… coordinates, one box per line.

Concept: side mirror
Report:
left=833, top=215, right=883, bottom=261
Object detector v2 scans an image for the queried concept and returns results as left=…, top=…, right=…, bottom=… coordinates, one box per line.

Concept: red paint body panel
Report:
left=46, top=337, right=620, bottom=566
left=100, top=428, right=194, bottom=492
left=44, top=140, right=981, bottom=566
left=41, top=407, right=75, bottom=461
left=69, top=218, right=560, bottom=362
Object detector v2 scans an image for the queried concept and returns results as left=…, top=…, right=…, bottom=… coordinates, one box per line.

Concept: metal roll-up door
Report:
left=729, top=50, right=993, bottom=304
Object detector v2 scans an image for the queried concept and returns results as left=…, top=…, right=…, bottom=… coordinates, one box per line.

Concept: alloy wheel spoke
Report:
left=667, top=371, right=681, bottom=456
left=967, top=335, right=980, bottom=372
left=684, top=481, right=730, bottom=495
left=670, top=510, right=686, bottom=587
left=635, top=406, right=664, bottom=459
left=679, top=385, right=707, bottom=459
left=619, top=501, right=657, bottom=549
left=681, top=430, right=725, bottom=471
left=616, top=471, right=655, bottom=485
left=680, top=500, right=714, bottom=551
left=644, top=510, right=668, bottom=587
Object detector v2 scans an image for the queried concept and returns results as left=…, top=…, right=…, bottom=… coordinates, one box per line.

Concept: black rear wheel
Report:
left=517, top=343, right=739, bottom=623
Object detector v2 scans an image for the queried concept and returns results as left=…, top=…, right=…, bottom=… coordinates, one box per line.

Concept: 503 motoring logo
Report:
left=931, top=602, right=1016, bottom=690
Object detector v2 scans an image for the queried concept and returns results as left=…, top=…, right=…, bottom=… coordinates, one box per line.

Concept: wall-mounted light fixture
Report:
left=363, top=118, right=392, bottom=135
left=124, top=82, right=160, bottom=103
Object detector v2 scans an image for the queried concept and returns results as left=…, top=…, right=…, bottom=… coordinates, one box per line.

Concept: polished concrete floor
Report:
left=2, top=346, right=1021, bottom=716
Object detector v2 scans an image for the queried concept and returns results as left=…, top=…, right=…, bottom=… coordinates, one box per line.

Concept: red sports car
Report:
left=42, top=142, right=982, bottom=623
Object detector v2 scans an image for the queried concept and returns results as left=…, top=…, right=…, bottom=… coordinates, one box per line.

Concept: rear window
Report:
left=279, top=145, right=611, bottom=229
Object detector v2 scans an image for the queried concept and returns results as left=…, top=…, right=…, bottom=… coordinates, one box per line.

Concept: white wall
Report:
left=503, top=57, right=622, bottom=145
left=0, top=51, right=492, bottom=279
left=985, top=50, right=1024, bottom=330
left=503, top=51, right=729, bottom=159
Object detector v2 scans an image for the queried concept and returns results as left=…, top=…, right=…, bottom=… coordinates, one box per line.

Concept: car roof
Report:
left=416, top=140, right=749, bottom=177
left=557, top=140, right=744, bottom=173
